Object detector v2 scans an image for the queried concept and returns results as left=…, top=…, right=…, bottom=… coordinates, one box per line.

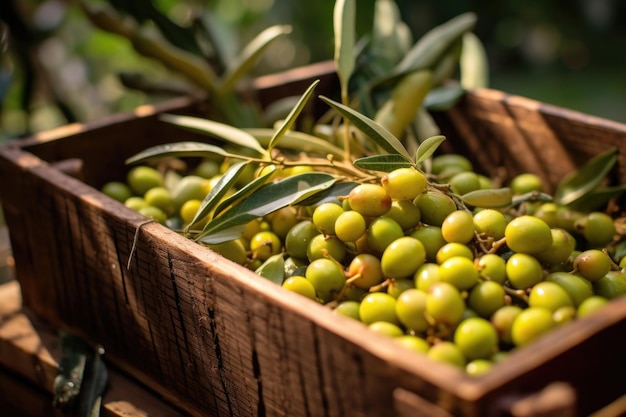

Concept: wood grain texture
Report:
left=434, top=88, right=626, bottom=194
left=2, top=63, right=626, bottom=417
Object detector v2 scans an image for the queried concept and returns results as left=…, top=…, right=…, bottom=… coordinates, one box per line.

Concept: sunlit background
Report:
left=1, top=0, right=625, bottom=141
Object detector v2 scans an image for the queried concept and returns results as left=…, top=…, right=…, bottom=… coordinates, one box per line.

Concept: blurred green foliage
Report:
left=1, top=0, right=625, bottom=142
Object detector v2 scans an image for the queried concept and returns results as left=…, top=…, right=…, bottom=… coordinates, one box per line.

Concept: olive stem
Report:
left=503, top=286, right=529, bottom=305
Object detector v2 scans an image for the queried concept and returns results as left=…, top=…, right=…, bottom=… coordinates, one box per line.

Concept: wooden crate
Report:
left=1, top=61, right=626, bottom=417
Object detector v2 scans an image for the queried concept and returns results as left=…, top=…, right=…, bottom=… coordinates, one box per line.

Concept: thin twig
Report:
left=127, top=219, right=156, bottom=270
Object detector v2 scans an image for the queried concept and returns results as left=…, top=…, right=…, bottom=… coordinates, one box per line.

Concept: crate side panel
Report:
left=471, top=296, right=626, bottom=416
left=154, top=234, right=439, bottom=417
left=537, top=103, right=626, bottom=185
left=434, top=89, right=626, bottom=192
left=199, top=260, right=470, bottom=417
left=434, top=90, right=573, bottom=192
left=0, top=149, right=65, bottom=322
left=20, top=106, right=207, bottom=190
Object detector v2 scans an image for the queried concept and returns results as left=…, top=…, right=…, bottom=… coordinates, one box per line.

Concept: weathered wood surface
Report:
left=2, top=63, right=626, bottom=417
left=434, top=88, right=626, bottom=193
left=0, top=280, right=190, bottom=417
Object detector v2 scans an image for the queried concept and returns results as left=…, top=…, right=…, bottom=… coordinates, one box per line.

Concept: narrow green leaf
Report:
left=415, top=135, right=446, bottom=164
left=460, top=31, right=489, bottom=89
left=290, top=177, right=340, bottom=205
left=319, top=95, right=413, bottom=162
left=554, top=148, right=618, bottom=206
left=268, top=80, right=320, bottom=153
left=424, top=84, right=465, bottom=111
left=394, top=12, right=477, bottom=74
left=370, top=0, right=412, bottom=73
left=187, top=161, right=248, bottom=234
left=197, top=172, right=336, bottom=242
left=294, top=181, right=358, bottom=207
left=212, top=166, right=277, bottom=217
left=373, top=69, right=433, bottom=139
left=565, top=184, right=626, bottom=212
left=510, top=191, right=554, bottom=208
left=126, top=141, right=235, bottom=165
left=220, top=25, right=293, bottom=93
left=160, top=114, right=268, bottom=156
left=430, top=39, right=463, bottom=86
left=255, top=254, right=285, bottom=285
left=461, top=188, right=512, bottom=208
left=334, top=0, right=356, bottom=90
left=353, top=154, right=414, bottom=172
left=246, top=128, right=346, bottom=159
left=198, top=225, right=247, bottom=245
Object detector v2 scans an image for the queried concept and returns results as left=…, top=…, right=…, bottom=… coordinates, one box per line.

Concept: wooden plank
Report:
left=0, top=224, right=13, bottom=285
left=0, top=280, right=190, bottom=417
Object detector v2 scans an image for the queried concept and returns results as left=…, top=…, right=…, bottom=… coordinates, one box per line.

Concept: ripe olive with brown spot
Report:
left=348, top=183, right=392, bottom=217
left=347, top=254, right=384, bottom=290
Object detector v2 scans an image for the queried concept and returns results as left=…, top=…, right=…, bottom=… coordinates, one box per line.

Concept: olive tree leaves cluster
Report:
left=126, top=0, right=625, bottom=270
left=78, top=0, right=294, bottom=128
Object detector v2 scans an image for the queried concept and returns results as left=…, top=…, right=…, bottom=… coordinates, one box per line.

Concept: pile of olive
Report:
left=102, top=154, right=626, bottom=375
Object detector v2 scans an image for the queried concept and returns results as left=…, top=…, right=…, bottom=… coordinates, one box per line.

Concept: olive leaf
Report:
left=461, top=188, right=512, bottom=208
left=319, top=95, right=413, bottom=162
left=126, top=141, right=237, bottom=165
left=415, top=135, right=446, bottom=164
left=159, top=114, right=269, bottom=157
left=373, top=69, right=433, bottom=139
left=268, top=79, right=320, bottom=153
left=211, top=166, right=277, bottom=218
left=291, top=177, right=341, bottom=205
left=460, top=31, right=489, bottom=89
left=554, top=147, right=618, bottom=207
left=510, top=191, right=554, bottom=208
left=104, top=0, right=204, bottom=55
left=430, top=38, right=463, bottom=87
left=199, top=226, right=247, bottom=245
left=255, top=254, right=285, bottom=285
left=196, top=172, right=337, bottom=244
left=219, top=25, right=293, bottom=94
left=246, top=128, right=346, bottom=159
left=564, top=184, right=626, bottom=212
left=394, top=12, right=477, bottom=74
left=295, top=181, right=358, bottom=206
left=424, top=84, right=465, bottom=111
left=333, top=0, right=356, bottom=98
left=185, top=161, right=248, bottom=234
left=370, top=0, right=412, bottom=74
left=353, top=154, right=414, bottom=172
